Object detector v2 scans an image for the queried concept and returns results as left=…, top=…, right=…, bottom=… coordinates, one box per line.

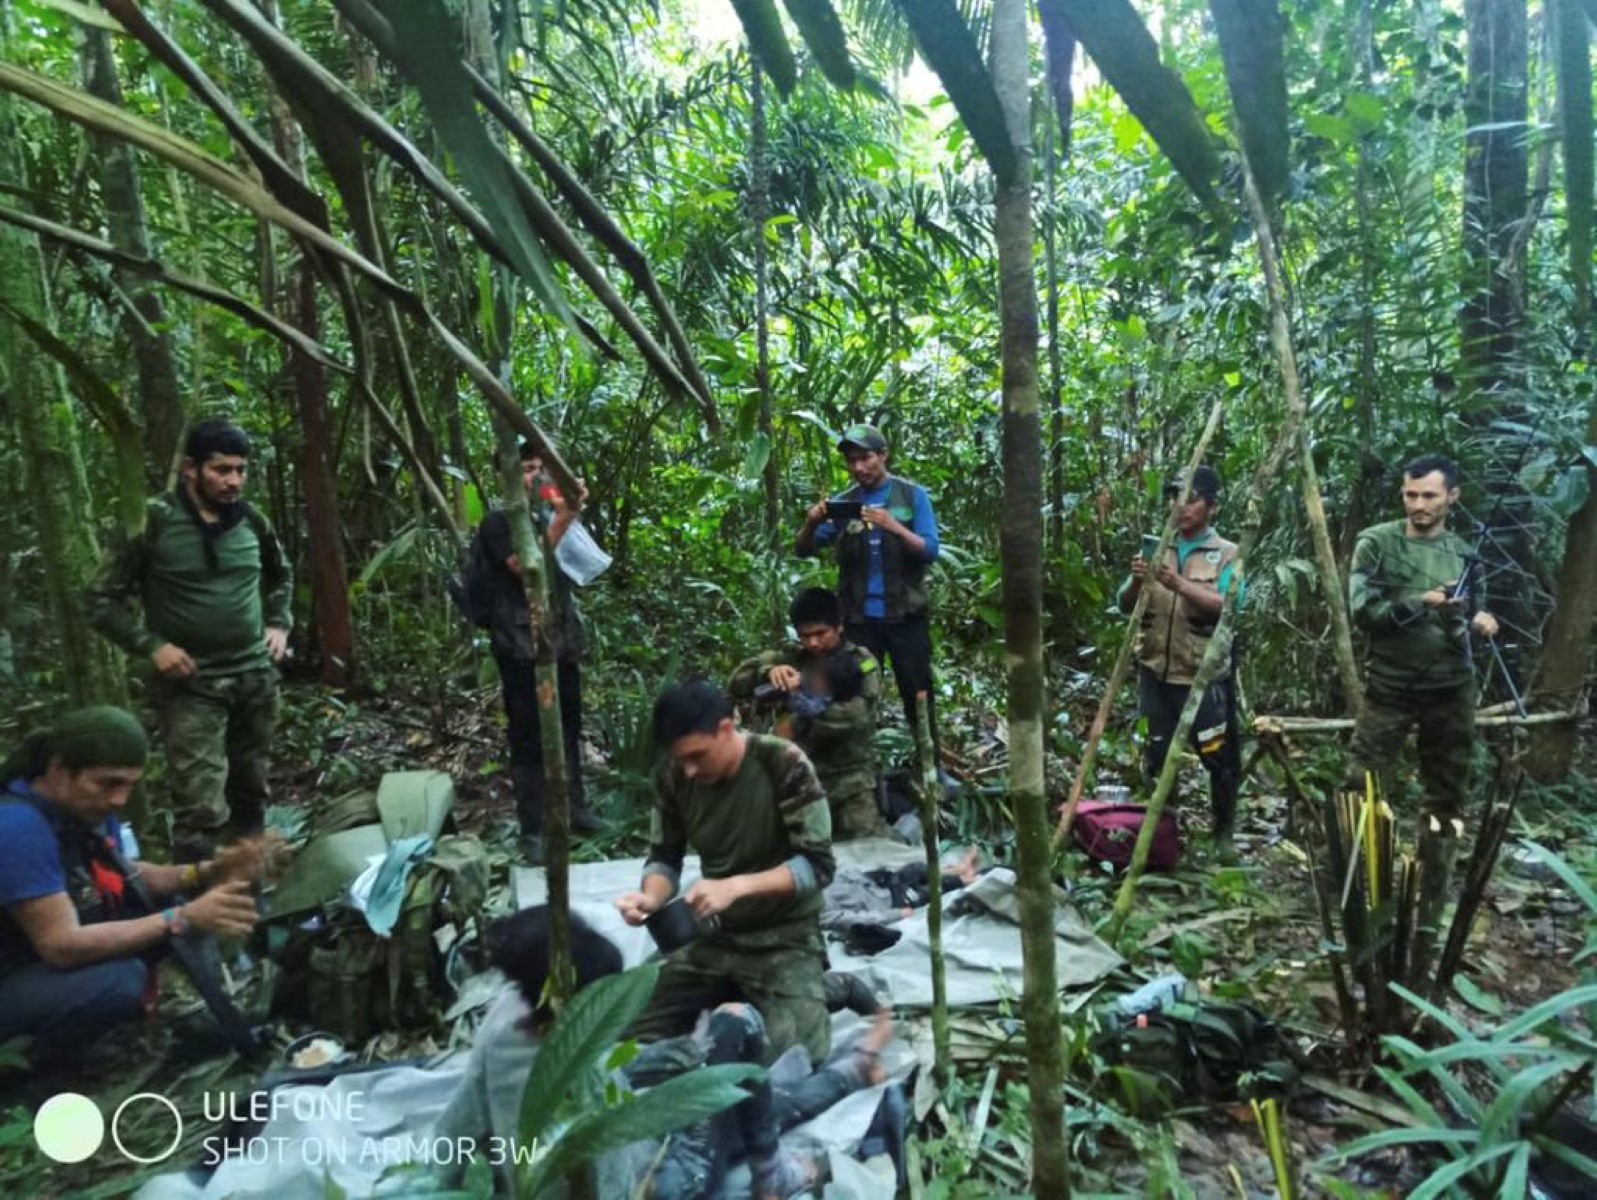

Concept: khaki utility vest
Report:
left=1136, top=530, right=1239, bottom=685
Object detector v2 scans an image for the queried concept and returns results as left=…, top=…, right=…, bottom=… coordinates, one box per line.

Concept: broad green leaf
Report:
left=516, top=962, right=661, bottom=1147
left=376, top=0, right=577, bottom=333
left=892, top=0, right=1019, bottom=186
left=1304, top=112, right=1354, bottom=144
left=521, top=1062, right=763, bottom=1196
left=731, top=0, right=798, bottom=95
left=1452, top=974, right=1504, bottom=1016
left=1040, top=0, right=1220, bottom=204
left=782, top=0, right=856, bottom=89
left=1519, top=839, right=1597, bottom=913
left=743, top=432, right=773, bottom=479
left=1208, top=0, right=1289, bottom=202
left=1345, top=90, right=1384, bottom=129
left=1113, top=109, right=1144, bottom=154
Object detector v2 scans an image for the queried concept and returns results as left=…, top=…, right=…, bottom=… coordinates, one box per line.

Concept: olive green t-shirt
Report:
left=1348, top=519, right=1475, bottom=696
left=644, top=734, right=834, bottom=938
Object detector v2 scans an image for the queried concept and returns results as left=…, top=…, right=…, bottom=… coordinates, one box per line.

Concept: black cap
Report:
left=837, top=424, right=888, bottom=453
left=1164, top=464, right=1221, bottom=502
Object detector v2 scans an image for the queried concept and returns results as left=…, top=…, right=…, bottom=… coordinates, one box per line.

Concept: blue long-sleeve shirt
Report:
left=811, top=477, right=939, bottom=619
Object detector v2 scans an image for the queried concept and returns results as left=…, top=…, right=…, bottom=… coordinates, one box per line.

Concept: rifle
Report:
left=1455, top=546, right=1528, bottom=719
left=102, top=838, right=267, bottom=1056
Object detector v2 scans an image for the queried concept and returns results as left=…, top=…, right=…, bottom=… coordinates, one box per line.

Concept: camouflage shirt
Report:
left=1349, top=520, right=1476, bottom=696
left=728, top=641, right=880, bottom=785
left=644, top=734, right=834, bottom=937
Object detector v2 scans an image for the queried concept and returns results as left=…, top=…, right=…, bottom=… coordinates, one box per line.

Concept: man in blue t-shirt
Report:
left=796, top=424, right=941, bottom=750
left=0, top=707, right=264, bottom=1062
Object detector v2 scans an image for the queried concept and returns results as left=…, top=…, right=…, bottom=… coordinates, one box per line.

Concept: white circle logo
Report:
left=111, top=1093, right=184, bottom=1164
left=34, top=1093, right=105, bottom=1163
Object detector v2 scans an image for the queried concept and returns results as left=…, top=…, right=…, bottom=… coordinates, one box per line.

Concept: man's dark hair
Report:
left=789, top=587, right=843, bottom=630
left=653, top=678, right=733, bottom=746
left=488, top=905, right=621, bottom=1025
left=817, top=650, right=864, bottom=705
left=184, top=419, right=251, bottom=464
left=1404, top=453, right=1459, bottom=489
left=518, top=440, right=542, bottom=462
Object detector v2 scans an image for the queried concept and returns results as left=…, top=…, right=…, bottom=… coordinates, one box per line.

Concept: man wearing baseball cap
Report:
left=796, top=424, right=942, bottom=749
left=1117, top=465, right=1245, bottom=861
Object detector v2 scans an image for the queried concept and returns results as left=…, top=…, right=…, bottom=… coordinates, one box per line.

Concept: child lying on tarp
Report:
left=822, top=848, right=983, bottom=955
left=432, top=905, right=897, bottom=1199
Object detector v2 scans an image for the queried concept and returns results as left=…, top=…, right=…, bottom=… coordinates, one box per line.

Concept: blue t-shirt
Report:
left=812, top=477, right=940, bottom=620
left=0, top=779, right=125, bottom=970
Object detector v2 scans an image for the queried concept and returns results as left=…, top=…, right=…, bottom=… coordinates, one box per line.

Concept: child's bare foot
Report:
left=753, top=1148, right=822, bottom=1200
left=952, top=846, right=981, bottom=884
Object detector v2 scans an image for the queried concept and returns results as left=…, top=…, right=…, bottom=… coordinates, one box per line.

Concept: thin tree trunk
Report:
left=750, top=59, right=779, bottom=547
left=1040, top=6, right=1073, bottom=565
left=914, top=692, right=950, bottom=1086
left=260, top=12, right=355, bottom=687
left=1245, top=169, right=1364, bottom=717
left=991, top=2, right=1069, bottom=1195
left=1107, top=420, right=1300, bottom=942
left=79, top=26, right=186, bottom=483
left=1053, top=397, right=1225, bottom=851
left=463, top=0, right=575, bottom=1017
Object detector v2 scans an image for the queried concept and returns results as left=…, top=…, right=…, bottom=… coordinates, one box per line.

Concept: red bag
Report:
left=1072, top=800, right=1182, bottom=871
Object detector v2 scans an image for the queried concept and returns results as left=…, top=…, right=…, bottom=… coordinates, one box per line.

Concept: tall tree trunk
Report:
left=1526, top=407, right=1597, bottom=778
left=1338, top=0, right=1381, bottom=568
left=79, top=26, right=186, bottom=483
left=1526, top=0, right=1597, bottom=778
left=0, top=97, right=120, bottom=705
left=1040, top=9, right=1073, bottom=572
left=991, top=2, right=1070, bottom=1195
left=260, top=10, right=355, bottom=687
left=750, top=58, right=779, bottom=548
left=1463, top=0, right=1539, bottom=681
left=463, top=0, right=577, bottom=1020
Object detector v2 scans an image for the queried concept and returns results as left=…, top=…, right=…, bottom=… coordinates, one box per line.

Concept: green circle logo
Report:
left=34, top=1092, right=105, bottom=1163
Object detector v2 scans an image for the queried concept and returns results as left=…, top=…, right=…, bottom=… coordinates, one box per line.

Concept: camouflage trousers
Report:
left=150, top=667, right=278, bottom=858
left=626, top=924, right=830, bottom=1066
left=1347, top=682, right=1475, bottom=823
left=822, top=770, right=890, bottom=840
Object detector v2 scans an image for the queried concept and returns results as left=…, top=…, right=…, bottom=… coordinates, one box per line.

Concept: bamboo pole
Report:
left=1252, top=711, right=1574, bottom=734
left=1104, top=410, right=1300, bottom=943
left=915, top=692, right=951, bottom=1088
left=1051, top=394, right=1226, bottom=853
left=1240, top=160, right=1365, bottom=718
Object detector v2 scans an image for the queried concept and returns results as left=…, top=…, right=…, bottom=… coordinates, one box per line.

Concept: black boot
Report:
left=512, top=766, right=546, bottom=865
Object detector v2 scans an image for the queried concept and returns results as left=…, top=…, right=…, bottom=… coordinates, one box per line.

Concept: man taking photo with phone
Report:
left=795, top=425, right=941, bottom=754
left=1117, top=465, right=1244, bottom=861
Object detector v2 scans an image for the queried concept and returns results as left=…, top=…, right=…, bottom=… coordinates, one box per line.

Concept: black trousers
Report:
left=846, top=612, right=938, bottom=750
left=493, top=653, right=585, bottom=833
left=1138, top=666, right=1241, bottom=833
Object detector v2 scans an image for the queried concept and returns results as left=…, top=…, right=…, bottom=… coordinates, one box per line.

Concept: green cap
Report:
left=837, top=424, right=887, bottom=453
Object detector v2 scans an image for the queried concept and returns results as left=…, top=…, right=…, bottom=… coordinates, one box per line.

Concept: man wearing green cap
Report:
left=796, top=424, right=941, bottom=748
left=1117, top=465, right=1245, bottom=859
left=0, top=707, right=266, bottom=1061
left=90, top=418, right=291, bottom=860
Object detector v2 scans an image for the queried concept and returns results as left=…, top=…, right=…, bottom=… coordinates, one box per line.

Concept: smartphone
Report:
left=826, top=500, right=864, bottom=522
left=1140, top=534, right=1161, bottom=561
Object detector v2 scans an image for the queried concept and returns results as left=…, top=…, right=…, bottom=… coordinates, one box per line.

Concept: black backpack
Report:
left=445, top=524, right=498, bottom=630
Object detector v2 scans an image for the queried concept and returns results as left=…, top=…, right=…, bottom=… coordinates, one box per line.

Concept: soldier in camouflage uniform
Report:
left=729, top=587, right=889, bottom=840
left=1347, top=453, right=1500, bottom=979
left=617, top=679, right=835, bottom=1065
left=1347, top=453, right=1500, bottom=821
left=90, top=420, right=291, bottom=861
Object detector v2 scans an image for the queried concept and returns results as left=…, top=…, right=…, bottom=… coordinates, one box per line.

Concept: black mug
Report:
left=645, top=899, right=702, bottom=954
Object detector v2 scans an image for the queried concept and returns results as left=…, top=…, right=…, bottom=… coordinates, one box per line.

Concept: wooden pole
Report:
left=915, top=691, right=951, bottom=1088
left=1052, top=394, right=1226, bottom=853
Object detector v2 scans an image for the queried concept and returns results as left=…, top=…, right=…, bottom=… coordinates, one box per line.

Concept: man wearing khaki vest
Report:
left=1118, top=465, right=1244, bottom=861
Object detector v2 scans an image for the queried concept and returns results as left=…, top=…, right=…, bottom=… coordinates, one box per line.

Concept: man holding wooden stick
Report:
left=1118, top=465, right=1244, bottom=861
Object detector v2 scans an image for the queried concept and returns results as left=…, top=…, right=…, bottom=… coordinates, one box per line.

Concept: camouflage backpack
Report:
left=1090, top=998, right=1299, bottom=1114
left=305, top=834, right=490, bottom=1044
